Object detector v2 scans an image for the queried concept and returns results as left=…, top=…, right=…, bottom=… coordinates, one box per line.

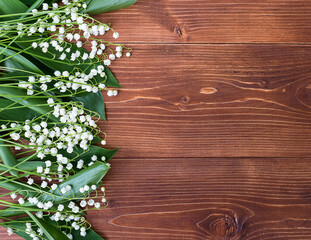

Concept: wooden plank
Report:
left=2, top=157, right=311, bottom=239
left=0, top=232, right=21, bottom=240
left=86, top=158, right=311, bottom=239
left=100, top=43, right=311, bottom=158
left=96, top=0, right=311, bottom=43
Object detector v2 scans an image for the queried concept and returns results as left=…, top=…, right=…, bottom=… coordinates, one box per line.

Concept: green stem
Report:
left=0, top=140, right=18, bottom=176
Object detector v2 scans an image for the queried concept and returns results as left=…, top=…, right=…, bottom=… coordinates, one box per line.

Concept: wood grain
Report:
left=2, top=0, right=311, bottom=239
left=89, top=158, right=311, bottom=239
left=100, top=43, right=311, bottom=158
left=96, top=0, right=311, bottom=43
left=3, top=158, right=311, bottom=240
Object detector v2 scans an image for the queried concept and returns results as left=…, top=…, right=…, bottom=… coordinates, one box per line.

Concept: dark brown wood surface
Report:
left=104, top=44, right=311, bottom=158
left=89, top=158, right=311, bottom=239
left=2, top=0, right=311, bottom=239
left=100, top=0, right=311, bottom=43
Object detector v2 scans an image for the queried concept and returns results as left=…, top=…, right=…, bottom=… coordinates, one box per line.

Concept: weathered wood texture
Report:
left=2, top=0, right=311, bottom=239
left=96, top=0, right=311, bottom=43
left=101, top=44, right=311, bottom=158
left=4, top=159, right=311, bottom=239
left=91, top=158, right=311, bottom=239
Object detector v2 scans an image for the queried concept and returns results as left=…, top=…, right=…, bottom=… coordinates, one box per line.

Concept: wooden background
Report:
left=3, top=0, right=311, bottom=239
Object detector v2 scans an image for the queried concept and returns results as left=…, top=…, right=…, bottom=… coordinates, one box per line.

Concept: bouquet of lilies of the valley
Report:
left=0, top=0, right=136, bottom=239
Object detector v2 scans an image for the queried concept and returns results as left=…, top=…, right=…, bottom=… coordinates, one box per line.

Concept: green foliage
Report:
left=0, top=0, right=136, bottom=238
left=0, top=98, right=41, bottom=122
left=0, top=162, right=110, bottom=217
left=0, top=0, right=28, bottom=20
left=0, top=46, right=43, bottom=74
left=4, top=216, right=105, bottom=240
left=26, top=211, right=70, bottom=240
left=0, top=86, right=58, bottom=121
left=71, top=227, right=105, bottom=240
left=87, top=0, right=137, bottom=15
left=15, top=37, right=121, bottom=119
left=0, top=140, right=18, bottom=176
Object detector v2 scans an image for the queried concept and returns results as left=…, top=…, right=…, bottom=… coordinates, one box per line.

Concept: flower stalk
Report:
left=0, top=0, right=136, bottom=239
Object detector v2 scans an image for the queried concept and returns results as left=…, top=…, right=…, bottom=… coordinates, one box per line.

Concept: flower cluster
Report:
left=22, top=1, right=132, bottom=66
left=6, top=99, right=104, bottom=160
left=1, top=96, right=110, bottom=238
left=0, top=0, right=134, bottom=239
left=4, top=0, right=133, bottom=100
left=9, top=182, right=108, bottom=239
left=18, top=67, right=107, bottom=96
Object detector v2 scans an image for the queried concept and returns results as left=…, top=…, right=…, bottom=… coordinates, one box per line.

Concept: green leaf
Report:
left=63, top=145, right=118, bottom=168
left=69, top=91, right=106, bottom=120
left=0, top=179, right=46, bottom=216
left=0, top=181, right=32, bottom=195
left=105, top=67, right=121, bottom=88
left=4, top=216, right=70, bottom=240
left=0, top=46, right=43, bottom=74
left=87, top=0, right=137, bottom=15
left=21, top=0, right=45, bottom=19
left=2, top=218, right=35, bottom=240
left=16, top=37, right=121, bottom=119
left=0, top=0, right=28, bottom=20
left=26, top=211, right=70, bottom=240
left=69, top=145, right=118, bottom=163
left=16, top=37, right=119, bottom=87
left=0, top=162, right=110, bottom=217
left=0, top=180, right=61, bottom=217
left=23, top=0, right=37, bottom=6
left=0, top=86, right=58, bottom=121
left=4, top=58, right=30, bottom=73
left=17, top=37, right=120, bottom=87
left=0, top=98, right=42, bottom=122
left=72, top=228, right=105, bottom=240
left=47, top=161, right=110, bottom=201
left=0, top=160, right=46, bottom=172
left=0, top=140, right=18, bottom=176
left=4, top=216, right=105, bottom=240
left=43, top=215, right=105, bottom=240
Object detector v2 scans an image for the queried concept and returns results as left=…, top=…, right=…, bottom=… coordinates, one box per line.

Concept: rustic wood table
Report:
left=3, top=0, right=311, bottom=239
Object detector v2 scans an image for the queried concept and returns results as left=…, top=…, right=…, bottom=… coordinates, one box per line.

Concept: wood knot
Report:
left=260, top=80, right=268, bottom=88
left=212, top=216, right=237, bottom=238
left=181, top=96, right=190, bottom=103
left=198, top=214, right=239, bottom=239
left=175, top=24, right=184, bottom=38
left=296, top=81, right=311, bottom=108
